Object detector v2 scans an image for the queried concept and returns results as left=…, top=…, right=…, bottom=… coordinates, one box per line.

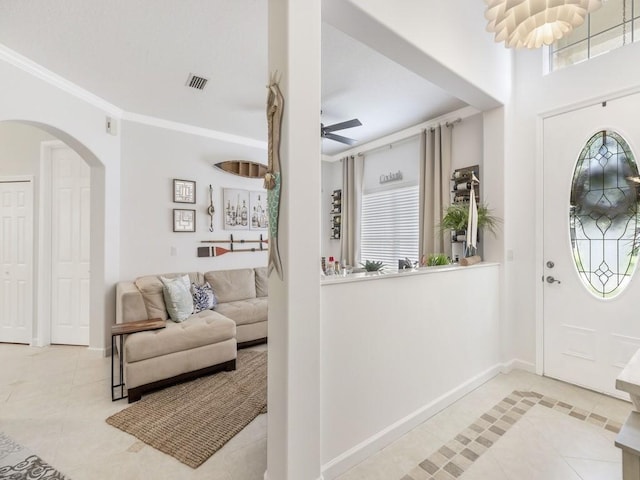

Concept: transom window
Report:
left=550, top=0, right=640, bottom=71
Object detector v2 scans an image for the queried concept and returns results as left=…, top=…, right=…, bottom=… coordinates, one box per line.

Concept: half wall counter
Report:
left=320, top=262, right=501, bottom=478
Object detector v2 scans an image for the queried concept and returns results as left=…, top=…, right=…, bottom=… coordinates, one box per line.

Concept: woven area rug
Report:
left=106, top=350, right=267, bottom=468
left=0, top=432, right=70, bottom=479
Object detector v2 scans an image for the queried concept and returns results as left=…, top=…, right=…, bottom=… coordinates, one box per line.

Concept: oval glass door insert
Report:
left=570, top=130, right=640, bottom=298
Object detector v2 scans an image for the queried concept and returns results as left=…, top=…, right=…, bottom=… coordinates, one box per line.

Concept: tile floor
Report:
left=0, top=343, right=267, bottom=480
left=337, top=368, right=632, bottom=480
left=0, top=343, right=633, bottom=480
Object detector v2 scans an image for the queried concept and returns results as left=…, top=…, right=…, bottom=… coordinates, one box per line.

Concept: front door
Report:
left=50, top=145, right=90, bottom=346
left=543, top=93, right=640, bottom=397
left=0, top=179, right=33, bottom=344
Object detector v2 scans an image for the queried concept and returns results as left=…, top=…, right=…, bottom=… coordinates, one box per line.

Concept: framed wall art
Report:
left=173, top=179, right=196, bottom=204
left=223, top=188, right=250, bottom=230
left=173, top=209, right=196, bottom=232
left=249, top=190, right=269, bottom=230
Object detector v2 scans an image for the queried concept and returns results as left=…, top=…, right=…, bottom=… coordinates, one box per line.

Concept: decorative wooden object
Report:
left=460, top=255, right=482, bottom=266
left=215, top=160, right=267, bottom=179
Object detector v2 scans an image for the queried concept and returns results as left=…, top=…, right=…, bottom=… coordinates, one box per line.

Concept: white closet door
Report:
left=51, top=146, right=90, bottom=346
left=0, top=180, right=33, bottom=344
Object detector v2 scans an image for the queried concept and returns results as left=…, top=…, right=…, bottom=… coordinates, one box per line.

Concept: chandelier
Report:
left=485, top=0, right=604, bottom=49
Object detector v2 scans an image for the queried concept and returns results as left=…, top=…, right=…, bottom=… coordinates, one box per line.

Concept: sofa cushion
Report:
left=135, top=272, right=203, bottom=321
left=160, top=275, right=193, bottom=322
left=255, top=267, right=268, bottom=297
left=191, top=282, right=217, bottom=313
left=124, top=310, right=235, bottom=363
left=205, top=268, right=256, bottom=303
left=214, top=298, right=267, bottom=326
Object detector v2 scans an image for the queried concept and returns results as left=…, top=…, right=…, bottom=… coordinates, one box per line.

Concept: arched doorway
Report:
left=0, top=120, right=107, bottom=350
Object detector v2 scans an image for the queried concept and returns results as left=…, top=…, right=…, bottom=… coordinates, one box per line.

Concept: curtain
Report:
left=340, top=154, right=364, bottom=267
left=419, top=125, right=452, bottom=260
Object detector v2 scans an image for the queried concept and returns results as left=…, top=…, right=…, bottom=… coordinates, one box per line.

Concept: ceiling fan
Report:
left=321, top=118, right=362, bottom=145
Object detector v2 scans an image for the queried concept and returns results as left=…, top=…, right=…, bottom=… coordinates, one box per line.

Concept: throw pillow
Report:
left=191, top=282, right=217, bottom=313
left=160, top=274, right=194, bottom=322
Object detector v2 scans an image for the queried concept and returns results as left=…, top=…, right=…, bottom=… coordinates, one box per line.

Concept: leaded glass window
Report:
left=570, top=130, right=640, bottom=298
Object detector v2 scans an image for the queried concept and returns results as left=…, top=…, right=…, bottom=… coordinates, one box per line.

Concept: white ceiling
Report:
left=0, top=0, right=466, bottom=156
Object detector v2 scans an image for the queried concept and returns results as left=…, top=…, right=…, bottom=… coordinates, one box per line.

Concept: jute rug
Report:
left=106, top=350, right=267, bottom=468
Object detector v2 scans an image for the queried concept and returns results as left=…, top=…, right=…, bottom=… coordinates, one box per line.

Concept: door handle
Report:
left=546, top=276, right=561, bottom=284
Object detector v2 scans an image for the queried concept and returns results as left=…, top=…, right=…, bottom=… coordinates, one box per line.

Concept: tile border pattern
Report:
left=400, top=390, right=623, bottom=480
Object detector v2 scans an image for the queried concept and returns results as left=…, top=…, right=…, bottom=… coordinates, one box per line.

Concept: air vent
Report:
left=186, top=73, right=209, bottom=90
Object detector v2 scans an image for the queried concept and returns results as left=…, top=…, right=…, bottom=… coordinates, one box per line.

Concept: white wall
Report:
left=451, top=113, right=483, bottom=175
left=322, top=159, right=342, bottom=261
left=0, top=122, right=55, bottom=175
left=362, top=137, right=419, bottom=193
left=320, top=264, right=501, bottom=478
left=507, top=42, right=640, bottom=365
left=323, top=0, right=512, bottom=109
left=0, top=55, right=121, bottom=351
left=119, top=121, right=268, bottom=280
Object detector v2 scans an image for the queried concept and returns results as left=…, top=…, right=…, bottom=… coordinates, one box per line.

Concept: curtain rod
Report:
left=354, top=117, right=463, bottom=157
left=356, top=132, right=421, bottom=157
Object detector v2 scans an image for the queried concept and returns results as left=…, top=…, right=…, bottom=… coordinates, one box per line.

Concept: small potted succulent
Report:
left=361, top=259, right=385, bottom=274
left=425, top=253, right=451, bottom=266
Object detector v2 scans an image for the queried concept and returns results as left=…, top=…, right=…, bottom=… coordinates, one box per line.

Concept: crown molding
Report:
left=0, top=43, right=123, bottom=117
left=122, top=112, right=267, bottom=150
left=0, top=43, right=267, bottom=150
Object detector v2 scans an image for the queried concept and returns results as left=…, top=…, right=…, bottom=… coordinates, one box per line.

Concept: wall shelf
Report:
left=330, top=189, right=341, bottom=240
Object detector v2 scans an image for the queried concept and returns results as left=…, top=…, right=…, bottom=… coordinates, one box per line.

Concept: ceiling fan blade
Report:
left=323, top=132, right=358, bottom=145
left=322, top=118, right=362, bottom=133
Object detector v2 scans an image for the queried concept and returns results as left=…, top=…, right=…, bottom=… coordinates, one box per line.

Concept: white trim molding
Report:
left=122, top=112, right=267, bottom=150
left=0, top=43, right=267, bottom=150
left=0, top=44, right=123, bottom=117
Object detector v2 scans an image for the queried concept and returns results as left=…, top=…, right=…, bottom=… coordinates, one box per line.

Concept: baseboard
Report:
left=321, top=362, right=504, bottom=479
left=321, top=359, right=536, bottom=479
left=263, top=471, right=323, bottom=480
left=501, top=358, right=536, bottom=374
left=88, top=346, right=109, bottom=357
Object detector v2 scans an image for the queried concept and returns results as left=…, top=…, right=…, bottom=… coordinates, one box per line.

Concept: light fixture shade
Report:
left=485, top=0, right=603, bottom=49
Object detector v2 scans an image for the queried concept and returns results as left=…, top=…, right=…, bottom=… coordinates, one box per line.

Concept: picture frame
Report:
left=173, top=209, right=196, bottom=232
left=223, top=188, right=251, bottom=230
left=173, top=179, right=196, bottom=204
left=249, top=190, right=269, bottom=230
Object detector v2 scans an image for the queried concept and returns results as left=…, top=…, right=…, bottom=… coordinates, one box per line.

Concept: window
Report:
left=550, top=0, right=640, bottom=71
left=570, top=130, right=640, bottom=298
left=360, top=185, right=419, bottom=269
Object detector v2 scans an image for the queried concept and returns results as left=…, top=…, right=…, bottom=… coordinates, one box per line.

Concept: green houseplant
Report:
left=426, top=253, right=451, bottom=266
left=361, top=260, right=385, bottom=272
left=439, top=203, right=501, bottom=236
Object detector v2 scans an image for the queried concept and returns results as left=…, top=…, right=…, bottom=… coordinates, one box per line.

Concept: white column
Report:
left=267, top=1, right=322, bottom=479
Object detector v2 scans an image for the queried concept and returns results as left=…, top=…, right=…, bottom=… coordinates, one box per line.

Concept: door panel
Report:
left=543, top=94, right=640, bottom=397
left=0, top=181, right=33, bottom=344
left=51, top=146, right=90, bottom=346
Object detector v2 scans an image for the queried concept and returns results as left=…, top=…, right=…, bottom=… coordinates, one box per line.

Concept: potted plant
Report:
left=425, top=253, right=451, bottom=266
left=361, top=260, right=385, bottom=273
left=439, top=203, right=500, bottom=236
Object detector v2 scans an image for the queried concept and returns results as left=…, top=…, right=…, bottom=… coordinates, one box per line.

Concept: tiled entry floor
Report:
left=338, top=370, right=632, bottom=480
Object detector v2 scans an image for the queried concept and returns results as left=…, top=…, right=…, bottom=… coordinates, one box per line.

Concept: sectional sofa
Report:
left=115, top=267, right=267, bottom=402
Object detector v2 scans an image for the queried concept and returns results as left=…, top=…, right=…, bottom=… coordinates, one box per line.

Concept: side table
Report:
left=111, top=318, right=166, bottom=401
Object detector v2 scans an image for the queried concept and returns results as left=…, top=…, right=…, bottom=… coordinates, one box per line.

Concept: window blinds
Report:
left=360, top=185, right=420, bottom=269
